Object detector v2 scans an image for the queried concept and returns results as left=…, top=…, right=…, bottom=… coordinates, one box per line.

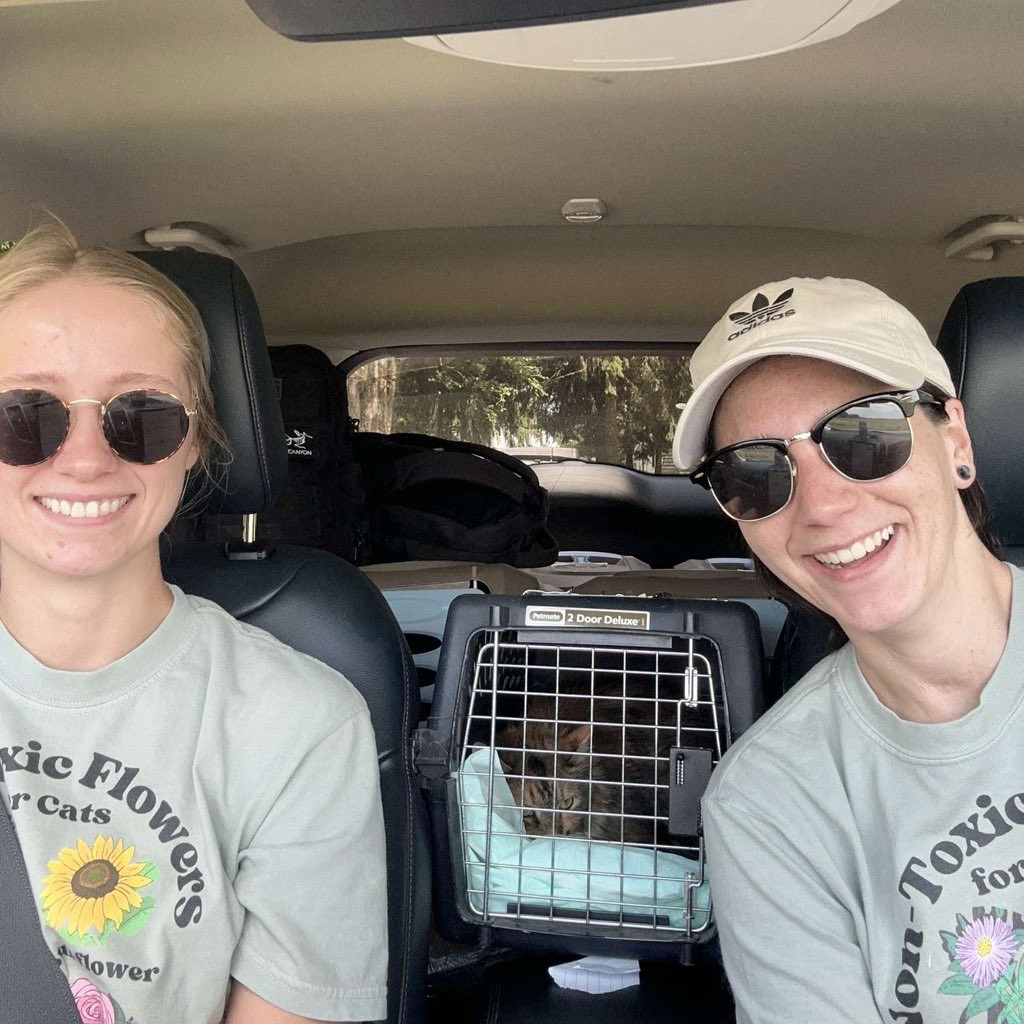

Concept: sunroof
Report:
left=241, top=0, right=734, bottom=42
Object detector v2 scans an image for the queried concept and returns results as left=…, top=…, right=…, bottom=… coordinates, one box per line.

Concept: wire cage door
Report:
left=456, top=623, right=728, bottom=942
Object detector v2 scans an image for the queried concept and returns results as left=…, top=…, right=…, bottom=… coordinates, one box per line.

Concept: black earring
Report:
left=957, top=465, right=973, bottom=481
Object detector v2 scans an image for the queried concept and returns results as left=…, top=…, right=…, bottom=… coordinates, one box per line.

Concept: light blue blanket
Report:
left=456, top=746, right=711, bottom=930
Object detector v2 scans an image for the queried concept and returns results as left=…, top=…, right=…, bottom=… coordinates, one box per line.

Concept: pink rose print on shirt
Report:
left=70, top=978, right=116, bottom=1024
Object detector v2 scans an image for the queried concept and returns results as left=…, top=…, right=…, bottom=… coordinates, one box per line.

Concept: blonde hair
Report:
left=0, top=220, right=230, bottom=484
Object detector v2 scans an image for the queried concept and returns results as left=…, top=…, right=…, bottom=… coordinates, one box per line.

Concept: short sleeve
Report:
left=704, top=791, right=883, bottom=1024
left=230, top=706, right=388, bottom=1021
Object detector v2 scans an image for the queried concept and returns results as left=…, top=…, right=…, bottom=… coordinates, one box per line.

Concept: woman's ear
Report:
left=941, top=397, right=976, bottom=489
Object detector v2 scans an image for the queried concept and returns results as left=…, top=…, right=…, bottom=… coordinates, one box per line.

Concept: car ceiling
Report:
left=2, top=0, right=1024, bottom=349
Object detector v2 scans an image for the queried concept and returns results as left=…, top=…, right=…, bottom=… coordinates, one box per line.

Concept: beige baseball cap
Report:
left=672, top=276, right=957, bottom=472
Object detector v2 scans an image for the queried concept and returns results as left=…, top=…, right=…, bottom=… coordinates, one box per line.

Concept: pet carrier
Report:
left=416, top=593, right=765, bottom=962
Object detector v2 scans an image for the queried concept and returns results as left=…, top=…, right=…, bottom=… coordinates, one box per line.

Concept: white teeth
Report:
left=814, top=525, right=894, bottom=569
left=39, top=496, right=129, bottom=519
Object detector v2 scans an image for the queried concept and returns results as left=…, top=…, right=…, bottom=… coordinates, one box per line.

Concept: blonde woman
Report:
left=0, top=224, right=387, bottom=1023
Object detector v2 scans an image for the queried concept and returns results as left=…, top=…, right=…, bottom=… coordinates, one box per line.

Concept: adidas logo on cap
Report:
left=727, top=288, right=796, bottom=340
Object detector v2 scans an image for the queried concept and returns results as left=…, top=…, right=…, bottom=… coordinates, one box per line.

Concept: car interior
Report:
left=4, top=0, right=1024, bottom=1021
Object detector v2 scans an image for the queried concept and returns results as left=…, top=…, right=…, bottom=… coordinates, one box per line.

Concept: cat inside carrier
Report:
left=416, top=593, right=765, bottom=962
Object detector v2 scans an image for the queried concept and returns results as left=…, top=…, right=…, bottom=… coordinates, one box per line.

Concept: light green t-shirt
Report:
left=704, top=564, right=1024, bottom=1024
left=0, top=586, right=388, bottom=1023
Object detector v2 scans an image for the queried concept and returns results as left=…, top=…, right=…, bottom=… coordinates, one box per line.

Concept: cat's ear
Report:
left=561, top=722, right=592, bottom=754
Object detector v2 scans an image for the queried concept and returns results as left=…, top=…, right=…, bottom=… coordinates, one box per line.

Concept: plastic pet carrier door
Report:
left=416, top=594, right=764, bottom=960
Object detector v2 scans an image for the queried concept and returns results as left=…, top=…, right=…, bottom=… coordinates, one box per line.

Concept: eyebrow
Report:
left=0, top=371, right=184, bottom=394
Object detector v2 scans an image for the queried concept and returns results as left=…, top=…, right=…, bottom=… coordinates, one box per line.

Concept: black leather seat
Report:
left=937, top=277, right=1024, bottom=565
left=136, top=248, right=430, bottom=1024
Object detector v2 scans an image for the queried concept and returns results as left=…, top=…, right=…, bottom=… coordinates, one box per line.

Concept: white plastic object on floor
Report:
left=548, top=955, right=641, bottom=993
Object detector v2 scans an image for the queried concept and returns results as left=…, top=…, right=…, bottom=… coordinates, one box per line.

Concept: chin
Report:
left=827, top=594, right=922, bottom=639
left=40, top=544, right=129, bottom=580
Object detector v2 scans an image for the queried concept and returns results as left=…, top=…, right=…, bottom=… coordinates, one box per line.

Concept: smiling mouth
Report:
left=38, top=496, right=131, bottom=519
left=813, top=525, right=895, bottom=568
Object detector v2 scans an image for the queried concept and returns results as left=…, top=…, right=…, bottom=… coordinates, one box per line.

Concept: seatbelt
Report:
left=0, top=800, right=80, bottom=1021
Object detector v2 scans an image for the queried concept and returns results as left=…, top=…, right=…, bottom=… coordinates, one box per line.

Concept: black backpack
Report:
left=354, top=432, right=558, bottom=567
left=182, top=344, right=365, bottom=561
left=266, top=344, right=364, bottom=559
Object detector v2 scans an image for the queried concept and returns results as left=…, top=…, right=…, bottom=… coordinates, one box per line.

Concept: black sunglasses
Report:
left=0, top=388, right=196, bottom=467
left=691, top=389, right=946, bottom=523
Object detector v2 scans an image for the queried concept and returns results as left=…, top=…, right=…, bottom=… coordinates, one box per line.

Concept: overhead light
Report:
left=944, top=216, right=1024, bottom=262
left=143, top=224, right=234, bottom=259
left=562, top=198, right=606, bottom=224
left=406, top=0, right=903, bottom=73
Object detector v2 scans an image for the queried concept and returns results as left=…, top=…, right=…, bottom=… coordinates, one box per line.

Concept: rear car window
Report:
left=347, top=351, right=693, bottom=474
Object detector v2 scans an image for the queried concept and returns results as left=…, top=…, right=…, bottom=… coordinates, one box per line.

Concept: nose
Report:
left=786, top=438, right=860, bottom=524
left=49, top=402, right=119, bottom=478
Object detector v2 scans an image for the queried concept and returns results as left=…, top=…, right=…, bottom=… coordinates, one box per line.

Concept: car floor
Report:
left=425, top=943, right=735, bottom=1023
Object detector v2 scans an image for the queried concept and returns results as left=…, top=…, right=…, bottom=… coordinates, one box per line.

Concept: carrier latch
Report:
left=667, top=746, right=714, bottom=837
left=412, top=726, right=450, bottom=781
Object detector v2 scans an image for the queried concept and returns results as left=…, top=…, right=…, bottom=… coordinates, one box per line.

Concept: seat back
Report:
left=937, top=277, right=1024, bottom=565
left=136, top=249, right=429, bottom=1024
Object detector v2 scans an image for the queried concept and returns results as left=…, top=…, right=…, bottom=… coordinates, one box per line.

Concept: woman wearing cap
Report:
left=673, top=277, right=1015, bottom=1023
left=0, top=223, right=387, bottom=1023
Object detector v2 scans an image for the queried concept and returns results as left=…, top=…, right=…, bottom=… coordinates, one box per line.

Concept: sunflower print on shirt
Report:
left=39, top=834, right=156, bottom=941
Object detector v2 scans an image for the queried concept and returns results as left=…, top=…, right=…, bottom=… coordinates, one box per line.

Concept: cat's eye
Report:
left=557, top=795, right=576, bottom=811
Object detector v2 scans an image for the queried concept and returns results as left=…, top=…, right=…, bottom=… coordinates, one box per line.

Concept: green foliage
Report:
left=997, top=960, right=1024, bottom=1023
left=356, top=350, right=692, bottom=472
left=939, top=970, right=978, bottom=995
left=535, top=354, right=691, bottom=469
left=391, top=356, right=546, bottom=446
left=966, top=984, right=1001, bottom=1019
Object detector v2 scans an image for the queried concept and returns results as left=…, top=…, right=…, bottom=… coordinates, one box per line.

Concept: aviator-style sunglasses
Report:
left=0, top=388, right=196, bottom=466
left=691, top=389, right=946, bottom=523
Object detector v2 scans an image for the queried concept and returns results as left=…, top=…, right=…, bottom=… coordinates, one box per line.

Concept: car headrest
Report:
left=132, top=248, right=287, bottom=515
left=936, top=277, right=1024, bottom=557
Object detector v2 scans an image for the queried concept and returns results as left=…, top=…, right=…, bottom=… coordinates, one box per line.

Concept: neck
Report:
left=0, top=554, right=173, bottom=671
left=848, top=548, right=1012, bottom=724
